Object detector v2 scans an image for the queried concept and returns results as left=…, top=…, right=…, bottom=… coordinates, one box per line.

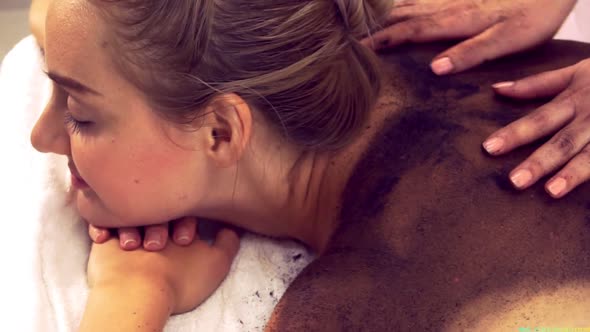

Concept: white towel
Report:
left=0, top=36, right=314, bottom=332
left=555, top=1, right=590, bottom=43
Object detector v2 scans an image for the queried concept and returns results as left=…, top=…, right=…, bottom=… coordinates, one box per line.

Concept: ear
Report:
left=205, top=93, right=252, bottom=168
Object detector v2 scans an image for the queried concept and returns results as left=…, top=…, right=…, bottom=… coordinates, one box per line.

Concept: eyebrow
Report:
left=44, top=71, right=103, bottom=96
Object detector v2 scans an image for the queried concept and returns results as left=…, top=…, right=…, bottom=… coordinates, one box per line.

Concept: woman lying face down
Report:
left=27, top=0, right=590, bottom=330
left=31, top=0, right=391, bottom=252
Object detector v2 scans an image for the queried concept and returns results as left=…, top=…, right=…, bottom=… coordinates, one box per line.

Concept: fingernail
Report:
left=123, top=239, right=137, bottom=248
left=120, top=233, right=137, bottom=248
left=89, top=227, right=100, bottom=240
left=547, top=177, right=567, bottom=197
left=510, top=169, right=533, bottom=188
left=431, top=57, right=454, bottom=75
left=175, top=233, right=191, bottom=245
left=483, top=137, right=504, bottom=154
left=145, top=234, right=162, bottom=250
left=492, top=81, right=515, bottom=89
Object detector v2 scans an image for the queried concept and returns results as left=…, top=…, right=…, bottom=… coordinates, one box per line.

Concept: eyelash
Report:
left=64, top=110, right=92, bottom=134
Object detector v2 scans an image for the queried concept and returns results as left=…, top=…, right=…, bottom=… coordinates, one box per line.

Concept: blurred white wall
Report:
left=0, top=0, right=29, bottom=10
left=0, top=8, right=29, bottom=60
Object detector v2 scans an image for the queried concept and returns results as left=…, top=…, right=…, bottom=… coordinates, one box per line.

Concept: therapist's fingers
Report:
left=545, top=144, right=590, bottom=198
left=88, top=224, right=109, bottom=244
left=508, top=120, right=590, bottom=190
left=384, top=1, right=439, bottom=26
left=365, top=10, right=489, bottom=50
left=430, top=21, right=534, bottom=75
left=492, top=65, right=577, bottom=100
left=171, top=217, right=198, bottom=246
left=118, top=227, right=141, bottom=251
left=483, top=101, right=575, bottom=156
left=143, top=223, right=169, bottom=251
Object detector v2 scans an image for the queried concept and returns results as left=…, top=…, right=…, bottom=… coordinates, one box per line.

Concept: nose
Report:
left=30, top=103, right=71, bottom=155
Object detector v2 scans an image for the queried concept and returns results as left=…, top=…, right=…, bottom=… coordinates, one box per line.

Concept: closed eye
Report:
left=64, top=111, right=92, bottom=134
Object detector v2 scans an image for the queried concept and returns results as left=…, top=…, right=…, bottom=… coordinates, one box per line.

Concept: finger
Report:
left=171, top=217, right=198, bottom=246
left=366, top=11, right=490, bottom=50
left=143, top=223, right=169, bottom=251
left=118, top=227, right=141, bottom=251
left=88, top=224, right=110, bottom=243
left=212, top=228, right=240, bottom=262
left=492, top=65, right=577, bottom=100
left=482, top=101, right=575, bottom=156
left=385, top=2, right=438, bottom=26
left=509, top=122, right=590, bottom=190
left=545, top=145, right=590, bottom=198
left=431, top=21, right=540, bottom=75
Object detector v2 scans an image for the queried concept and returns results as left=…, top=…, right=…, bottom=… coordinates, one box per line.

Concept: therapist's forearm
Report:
left=78, top=277, right=174, bottom=332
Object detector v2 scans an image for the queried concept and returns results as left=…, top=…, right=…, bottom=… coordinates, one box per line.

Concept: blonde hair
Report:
left=93, top=0, right=392, bottom=150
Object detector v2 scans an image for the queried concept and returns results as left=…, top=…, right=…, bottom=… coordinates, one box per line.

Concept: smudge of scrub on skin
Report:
left=387, top=51, right=480, bottom=102
left=340, top=108, right=465, bottom=225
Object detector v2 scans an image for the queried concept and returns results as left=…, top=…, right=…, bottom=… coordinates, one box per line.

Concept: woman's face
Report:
left=31, top=1, right=209, bottom=228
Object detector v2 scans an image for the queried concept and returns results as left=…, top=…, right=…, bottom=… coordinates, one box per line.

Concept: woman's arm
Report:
left=80, top=218, right=240, bottom=332
left=79, top=277, right=173, bottom=332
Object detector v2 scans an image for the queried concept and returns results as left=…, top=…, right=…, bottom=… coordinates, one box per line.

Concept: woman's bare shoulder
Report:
left=266, top=40, right=590, bottom=331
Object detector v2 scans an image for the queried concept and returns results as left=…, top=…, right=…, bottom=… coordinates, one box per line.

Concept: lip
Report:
left=68, top=160, right=89, bottom=189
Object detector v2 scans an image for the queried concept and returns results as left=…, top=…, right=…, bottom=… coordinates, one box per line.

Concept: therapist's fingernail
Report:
left=431, top=57, right=454, bottom=75
left=492, top=81, right=515, bottom=89
left=483, top=137, right=504, bottom=154
left=547, top=177, right=567, bottom=197
left=510, top=169, right=533, bottom=188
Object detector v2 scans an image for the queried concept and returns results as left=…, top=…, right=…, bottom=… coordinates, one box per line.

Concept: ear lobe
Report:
left=206, top=94, right=252, bottom=168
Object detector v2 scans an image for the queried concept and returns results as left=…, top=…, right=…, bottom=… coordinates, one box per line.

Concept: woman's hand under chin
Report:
left=80, top=220, right=239, bottom=331
left=87, top=219, right=240, bottom=314
left=88, top=217, right=198, bottom=251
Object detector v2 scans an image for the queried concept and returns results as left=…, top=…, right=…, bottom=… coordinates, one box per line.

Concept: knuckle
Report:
left=579, top=148, right=590, bottom=166
left=406, top=21, right=425, bottom=38
left=212, top=247, right=233, bottom=267
left=522, top=111, right=550, bottom=130
left=526, top=158, right=546, bottom=175
left=550, top=132, right=577, bottom=156
left=407, top=17, right=438, bottom=38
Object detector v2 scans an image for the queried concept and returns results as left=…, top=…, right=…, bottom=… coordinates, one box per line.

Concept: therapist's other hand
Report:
left=88, top=217, right=198, bottom=251
left=483, top=59, right=590, bottom=198
left=87, top=223, right=240, bottom=314
left=364, top=0, right=576, bottom=75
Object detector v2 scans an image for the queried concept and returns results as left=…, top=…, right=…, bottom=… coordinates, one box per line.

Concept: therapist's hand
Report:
left=364, top=0, right=576, bottom=75
left=88, top=217, right=198, bottom=251
left=483, top=58, right=590, bottom=198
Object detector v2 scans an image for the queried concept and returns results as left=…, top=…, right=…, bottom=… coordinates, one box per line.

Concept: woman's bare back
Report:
left=267, top=40, right=590, bottom=331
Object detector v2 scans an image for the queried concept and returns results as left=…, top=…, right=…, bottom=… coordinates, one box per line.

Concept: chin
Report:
left=74, top=189, right=112, bottom=228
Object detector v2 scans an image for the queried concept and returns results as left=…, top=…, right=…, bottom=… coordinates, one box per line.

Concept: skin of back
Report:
left=266, top=40, right=590, bottom=331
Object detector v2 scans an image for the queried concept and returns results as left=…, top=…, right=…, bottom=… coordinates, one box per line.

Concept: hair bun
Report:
left=333, top=0, right=392, bottom=39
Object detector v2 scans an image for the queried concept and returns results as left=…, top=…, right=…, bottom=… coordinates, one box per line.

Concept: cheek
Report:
left=71, top=136, right=198, bottom=225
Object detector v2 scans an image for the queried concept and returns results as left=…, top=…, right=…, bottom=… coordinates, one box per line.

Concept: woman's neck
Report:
left=195, top=78, right=404, bottom=253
